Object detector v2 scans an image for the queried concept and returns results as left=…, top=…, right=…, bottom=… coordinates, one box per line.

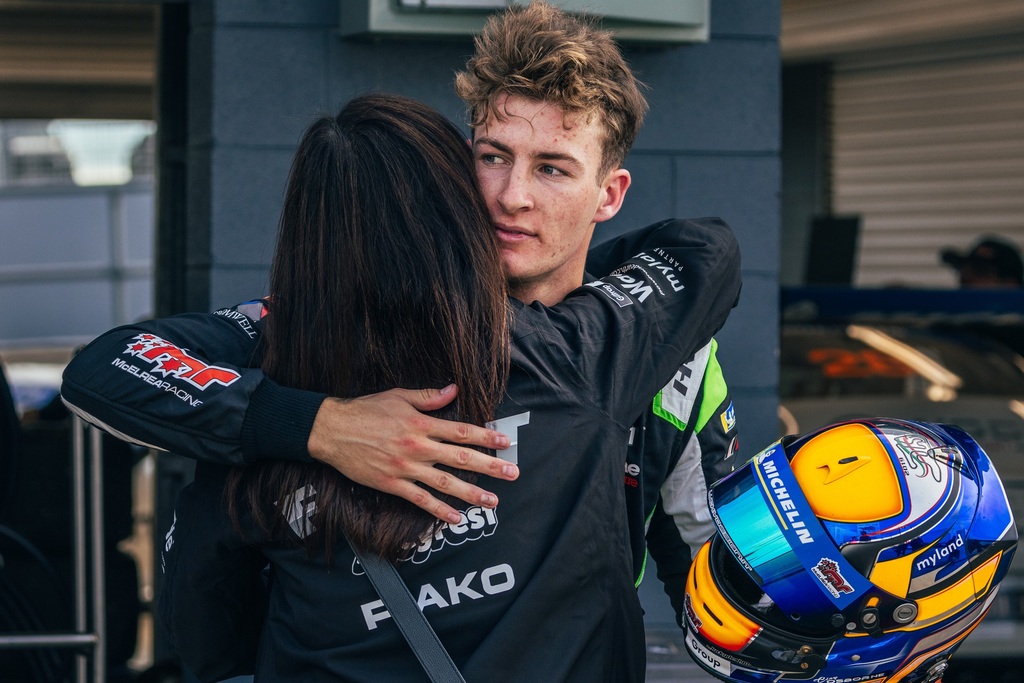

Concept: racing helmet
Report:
left=683, top=418, right=1018, bottom=683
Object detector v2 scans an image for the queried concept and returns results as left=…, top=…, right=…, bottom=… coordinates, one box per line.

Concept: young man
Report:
left=62, top=1, right=738, bottom=626
left=452, top=3, right=739, bottom=609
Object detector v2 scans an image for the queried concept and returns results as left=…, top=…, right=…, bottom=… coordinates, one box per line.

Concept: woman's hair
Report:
left=228, top=93, right=510, bottom=562
left=453, top=1, right=648, bottom=178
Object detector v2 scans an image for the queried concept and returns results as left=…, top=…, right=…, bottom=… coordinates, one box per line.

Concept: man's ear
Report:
left=593, top=168, right=631, bottom=224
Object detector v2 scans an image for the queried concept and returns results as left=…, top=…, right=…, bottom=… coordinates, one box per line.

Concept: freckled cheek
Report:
left=476, top=184, right=503, bottom=217
left=549, top=201, right=583, bottom=235
left=475, top=175, right=497, bottom=199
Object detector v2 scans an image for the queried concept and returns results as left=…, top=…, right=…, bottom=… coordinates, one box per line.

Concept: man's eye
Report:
left=540, top=165, right=564, bottom=176
left=480, top=153, right=503, bottom=165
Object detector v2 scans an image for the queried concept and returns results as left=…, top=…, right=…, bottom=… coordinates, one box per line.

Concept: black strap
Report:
left=348, top=539, right=467, bottom=683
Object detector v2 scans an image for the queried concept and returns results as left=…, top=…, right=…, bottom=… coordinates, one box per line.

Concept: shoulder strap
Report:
left=348, top=539, right=467, bottom=683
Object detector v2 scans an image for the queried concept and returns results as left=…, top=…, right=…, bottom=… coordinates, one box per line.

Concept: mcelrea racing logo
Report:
left=122, top=333, right=241, bottom=391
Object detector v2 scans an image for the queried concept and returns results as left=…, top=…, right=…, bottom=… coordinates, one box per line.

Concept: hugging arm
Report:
left=60, top=302, right=514, bottom=522
left=584, top=221, right=743, bottom=620
left=62, top=218, right=738, bottom=523
left=573, top=217, right=742, bottom=418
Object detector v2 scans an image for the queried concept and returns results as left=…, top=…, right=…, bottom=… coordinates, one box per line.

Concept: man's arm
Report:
left=306, top=388, right=515, bottom=522
left=648, top=340, right=742, bottom=625
left=61, top=303, right=514, bottom=524
left=585, top=216, right=733, bottom=278
left=570, top=217, right=742, bottom=425
left=645, top=499, right=692, bottom=627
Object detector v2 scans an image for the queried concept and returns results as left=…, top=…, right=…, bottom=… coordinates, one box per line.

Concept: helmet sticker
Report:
left=811, top=558, right=855, bottom=598
left=684, top=631, right=733, bottom=676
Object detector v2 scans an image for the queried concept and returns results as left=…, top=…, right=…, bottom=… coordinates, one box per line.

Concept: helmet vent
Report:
left=701, top=603, right=724, bottom=627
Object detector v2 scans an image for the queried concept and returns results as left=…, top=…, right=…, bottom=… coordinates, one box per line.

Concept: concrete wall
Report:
left=185, top=0, right=781, bottom=461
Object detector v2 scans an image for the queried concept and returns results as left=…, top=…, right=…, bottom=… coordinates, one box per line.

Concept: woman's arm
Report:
left=60, top=302, right=514, bottom=523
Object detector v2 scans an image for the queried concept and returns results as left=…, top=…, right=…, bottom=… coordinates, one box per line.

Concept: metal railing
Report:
left=0, top=417, right=106, bottom=682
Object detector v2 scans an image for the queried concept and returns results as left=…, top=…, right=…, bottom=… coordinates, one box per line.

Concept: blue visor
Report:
left=709, top=442, right=878, bottom=627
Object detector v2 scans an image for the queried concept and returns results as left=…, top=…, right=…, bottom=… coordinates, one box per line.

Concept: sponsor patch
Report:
left=360, top=563, right=515, bottom=631
left=684, top=593, right=702, bottom=631
left=214, top=304, right=262, bottom=338
left=890, top=433, right=946, bottom=483
left=123, top=334, right=241, bottom=390
left=584, top=280, right=634, bottom=307
left=811, top=558, right=854, bottom=598
left=606, top=266, right=660, bottom=302
left=726, top=435, right=739, bottom=461
left=720, top=401, right=736, bottom=432
left=488, top=411, right=530, bottom=465
left=652, top=347, right=711, bottom=431
left=278, top=484, right=317, bottom=539
left=686, top=633, right=732, bottom=675
left=915, top=533, right=964, bottom=572
left=406, top=505, right=499, bottom=564
left=235, top=299, right=269, bottom=321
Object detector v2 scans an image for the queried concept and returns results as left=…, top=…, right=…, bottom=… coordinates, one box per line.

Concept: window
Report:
left=0, top=119, right=155, bottom=188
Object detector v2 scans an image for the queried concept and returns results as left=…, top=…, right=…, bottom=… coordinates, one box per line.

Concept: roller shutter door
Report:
left=0, top=4, right=155, bottom=120
left=832, top=41, right=1024, bottom=287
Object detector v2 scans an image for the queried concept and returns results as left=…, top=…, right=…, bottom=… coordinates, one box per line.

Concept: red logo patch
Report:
left=124, top=334, right=241, bottom=390
left=812, top=558, right=854, bottom=598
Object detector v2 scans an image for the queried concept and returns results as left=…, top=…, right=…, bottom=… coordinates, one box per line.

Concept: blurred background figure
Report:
left=941, top=236, right=1023, bottom=288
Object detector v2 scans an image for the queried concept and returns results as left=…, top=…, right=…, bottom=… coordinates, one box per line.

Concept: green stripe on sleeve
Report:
left=695, top=338, right=727, bottom=433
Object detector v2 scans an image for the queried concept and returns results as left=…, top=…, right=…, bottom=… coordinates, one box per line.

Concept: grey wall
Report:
left=185, top=0, right=781, bottom=461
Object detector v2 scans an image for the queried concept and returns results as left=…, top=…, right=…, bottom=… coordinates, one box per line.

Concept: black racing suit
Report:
left=626, top=336, right=742, bottom=626
left=61, top=218, right=741, bottom=682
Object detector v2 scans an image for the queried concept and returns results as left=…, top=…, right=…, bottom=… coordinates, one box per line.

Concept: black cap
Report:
left=941, top=237, right=1023, bottom=285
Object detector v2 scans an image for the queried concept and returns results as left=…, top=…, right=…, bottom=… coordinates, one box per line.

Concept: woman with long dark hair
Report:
left=159, top=93, right=741, bottom=682
left=225, top=94, right=509, bottom=564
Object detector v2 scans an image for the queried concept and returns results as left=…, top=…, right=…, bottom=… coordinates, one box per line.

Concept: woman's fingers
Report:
left=307, top=388, right=518, bottom=523
left=387, top=474, right=497, bottom=525
left=396, top=385, right=512, bottom=452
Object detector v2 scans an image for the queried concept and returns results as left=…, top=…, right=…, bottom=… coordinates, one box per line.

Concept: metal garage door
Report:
left=832, top=37, right=1024, bottom=287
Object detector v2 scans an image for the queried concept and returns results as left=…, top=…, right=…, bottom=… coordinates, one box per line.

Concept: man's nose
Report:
left=497, top=167, right=533, bottom=213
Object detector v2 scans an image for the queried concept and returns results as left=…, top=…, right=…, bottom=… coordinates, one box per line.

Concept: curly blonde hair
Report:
left=454, top=1, right=648, bottom=178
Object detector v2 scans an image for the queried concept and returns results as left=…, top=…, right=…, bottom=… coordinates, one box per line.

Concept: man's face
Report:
left=472, top=94, right=630, bottom=304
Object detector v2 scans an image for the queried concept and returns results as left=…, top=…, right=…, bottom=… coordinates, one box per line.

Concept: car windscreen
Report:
left=781, top=324, right=1024, bottom=400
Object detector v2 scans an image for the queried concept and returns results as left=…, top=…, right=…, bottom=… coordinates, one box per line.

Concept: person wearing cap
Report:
left=941, top=236, right=1023, bottom=288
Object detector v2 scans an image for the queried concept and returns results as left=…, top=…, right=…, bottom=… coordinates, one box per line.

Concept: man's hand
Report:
left=307, top=385, right=517, bottom=524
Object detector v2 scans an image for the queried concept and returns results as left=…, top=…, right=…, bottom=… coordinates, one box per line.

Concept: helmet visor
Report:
left=709, top=441, right=878, bottom=632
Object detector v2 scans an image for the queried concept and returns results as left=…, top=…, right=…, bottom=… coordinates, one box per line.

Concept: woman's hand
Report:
left=307, top=385, right=517, bottom=524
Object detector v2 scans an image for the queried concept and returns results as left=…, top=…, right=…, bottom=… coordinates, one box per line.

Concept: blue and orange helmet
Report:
left=683, top=418, right=1018, bottom=683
